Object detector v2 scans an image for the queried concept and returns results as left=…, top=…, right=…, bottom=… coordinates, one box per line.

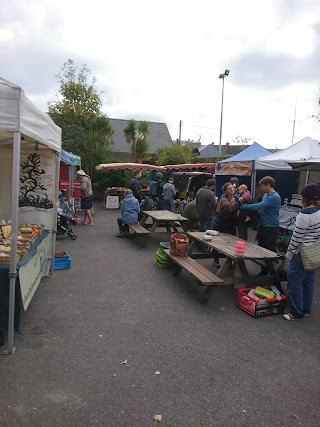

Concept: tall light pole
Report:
left=218, top=69, right=230, bottom=156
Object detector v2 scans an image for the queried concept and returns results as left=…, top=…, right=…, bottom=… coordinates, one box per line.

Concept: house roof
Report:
left=198, top=144, right=220, bottom=157
left=108, top=118, right=172, bottom=154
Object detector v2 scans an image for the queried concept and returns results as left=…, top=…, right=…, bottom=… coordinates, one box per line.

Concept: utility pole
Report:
left=178, top=120, right=182, bottom=146
left=291, top=97, right=301, bottom=145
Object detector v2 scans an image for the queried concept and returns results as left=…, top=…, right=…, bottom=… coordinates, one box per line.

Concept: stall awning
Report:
left=60, top=149, right=81, bottom=166
left=165, top=163, right=215, bottom=171
left=96, top=163, right=167, bottom=171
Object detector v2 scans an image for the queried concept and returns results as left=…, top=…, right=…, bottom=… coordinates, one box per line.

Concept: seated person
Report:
left=116, top=189, right=140, bottom=238
left=182, top=198, right=199, bottom=229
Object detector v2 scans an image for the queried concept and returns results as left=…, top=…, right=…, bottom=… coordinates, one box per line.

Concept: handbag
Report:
left=170, top=233, right=189, bottom=257
left=299, top=238, right=320, bottom=271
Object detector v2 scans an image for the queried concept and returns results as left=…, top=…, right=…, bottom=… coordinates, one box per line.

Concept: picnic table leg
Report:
left=139, top=214, right=148, bottom=227
left=234, top=261, right=246, bottom=289
left=173, top=265, right=182, bottom=277
left=216, top=257, right=232, bottom=275
left=150, top=221, right=160, bottom=232
left=199, top=285, right=216, bottom=304
left=181, top=223, right=189, bottom=232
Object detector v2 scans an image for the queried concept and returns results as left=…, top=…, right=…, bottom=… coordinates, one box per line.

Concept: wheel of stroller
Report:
left=67, top=231, right=77, bottom=240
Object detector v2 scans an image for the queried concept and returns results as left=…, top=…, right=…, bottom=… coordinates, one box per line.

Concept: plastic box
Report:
left=52, top=252, right=71, bottom=270
left=236, top=287, right=286, bottom=318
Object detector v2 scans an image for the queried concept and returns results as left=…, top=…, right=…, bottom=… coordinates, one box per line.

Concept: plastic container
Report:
left=51, top=252, right=71, bottom=270
left=237, top=287, right=286, bottom=318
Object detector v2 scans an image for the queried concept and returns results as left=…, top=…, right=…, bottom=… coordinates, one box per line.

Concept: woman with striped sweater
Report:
left=284, top=183, right=320, bottom=320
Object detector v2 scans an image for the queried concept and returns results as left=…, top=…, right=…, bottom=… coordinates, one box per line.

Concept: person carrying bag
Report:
left=283, top=183, right=320, bottom=321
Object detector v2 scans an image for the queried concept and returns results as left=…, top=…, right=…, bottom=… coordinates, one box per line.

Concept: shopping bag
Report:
left=170, top=233, right=189, bottom=257
left=299, top=238, right=320, bottom=271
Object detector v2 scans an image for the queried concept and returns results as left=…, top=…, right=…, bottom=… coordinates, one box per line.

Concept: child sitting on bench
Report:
left=116, top=189, right=141, bottom=238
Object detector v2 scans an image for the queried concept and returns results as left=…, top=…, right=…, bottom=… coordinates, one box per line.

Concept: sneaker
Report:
left=213, top=260, right=221, bottom=268
left=283, top=313, right=301, bottom=321
left=116, top=232, right=125, bottom=238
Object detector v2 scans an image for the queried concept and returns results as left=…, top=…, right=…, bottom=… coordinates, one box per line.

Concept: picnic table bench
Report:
left=128, top=223, right=151, bottom=235
left=164, top=249, right=224, bottom=304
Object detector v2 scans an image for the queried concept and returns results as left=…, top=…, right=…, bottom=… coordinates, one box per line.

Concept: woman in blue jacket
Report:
left=116, top=189, right=141, bottom=237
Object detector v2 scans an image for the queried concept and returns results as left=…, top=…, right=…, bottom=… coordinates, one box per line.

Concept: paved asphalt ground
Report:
left=1, top=206, right=320, bottom=427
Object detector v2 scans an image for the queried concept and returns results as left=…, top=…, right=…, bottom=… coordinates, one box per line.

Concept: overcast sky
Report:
left=1, top=0, right=319, bottom=149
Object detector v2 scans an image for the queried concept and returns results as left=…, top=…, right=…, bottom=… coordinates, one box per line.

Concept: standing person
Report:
left=116, top=189, right=140, bottom=238
left=283, top=184, right=320, bottom=320
left=151, top=172, right=164, bottom=209
left=230, top=177, right=240, bottom=196
left=76, top=170, right=94, bottom=226
left=163, top=176, right=176, bottom=212
left=129, top=170, right=142, bottom=202
left=196, top=179, right=216, bottom=253
left=242, top=176, right=281, bottom=274
left=212, top=182, right=242, bottom=266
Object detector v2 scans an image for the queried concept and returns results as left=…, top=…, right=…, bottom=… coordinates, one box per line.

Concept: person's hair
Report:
left=222, top=182, right=233, bottom=193
left=156, top=172, right=163, bottom=179
left=134, top=170, right=141, bottom=176
left=230, top=177, right=239, bottom=186
left=168, top=176, right=174, bottom=182
left=206, top=178, right=216, bottom=188
left=259, top=176, right=275, bottom=188
left=302, top=198, right=320, bottom=208
left=238, top=184, right=248, bottom=192
left=124, top=189, right=133, bottom=196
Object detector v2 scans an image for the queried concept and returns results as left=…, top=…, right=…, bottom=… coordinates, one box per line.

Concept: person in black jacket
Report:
left=129, top=170, right=142, bottom=202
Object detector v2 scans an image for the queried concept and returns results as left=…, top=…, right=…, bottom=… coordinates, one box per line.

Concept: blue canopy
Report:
left=219, top=141, right=271, bottom=162
left=60, top=149, right=81, bottom=166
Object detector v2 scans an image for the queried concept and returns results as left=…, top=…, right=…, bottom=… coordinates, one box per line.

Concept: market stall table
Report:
left=139, top=210, right=189, bottom=235
left=0, top=231, right=52, bottom=334
left=186, top=231, right=280, bottom=288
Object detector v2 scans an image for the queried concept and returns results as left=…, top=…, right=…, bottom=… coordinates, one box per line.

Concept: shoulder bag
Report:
left=299, top=238, right=320, bottom=271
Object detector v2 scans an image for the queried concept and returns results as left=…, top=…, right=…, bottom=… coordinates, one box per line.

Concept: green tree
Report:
left=48, top=59, right=114, bottom=176
left=123, top=119, right=149, bottom=162
left=156, top=144, right=192, bottom=165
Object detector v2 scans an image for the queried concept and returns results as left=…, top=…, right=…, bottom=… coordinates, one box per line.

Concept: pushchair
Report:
left=140, top=196, right=159, bottom=212
left=57, top=210, right=77, bottom=240
left=276, top=216, right=295, bottom=254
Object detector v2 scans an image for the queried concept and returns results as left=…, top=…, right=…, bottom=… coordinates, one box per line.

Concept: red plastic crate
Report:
left=237, top=287, right=286, bottom=318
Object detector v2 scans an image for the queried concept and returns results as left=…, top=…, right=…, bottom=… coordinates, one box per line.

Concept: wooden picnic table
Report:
left=186, top=231, right=280, bottom=289
left=139, top=210, right=189, bottom=235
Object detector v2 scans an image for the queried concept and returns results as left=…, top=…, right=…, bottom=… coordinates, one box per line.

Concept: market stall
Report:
left=60, top=149, right=81, bottom=217
left=215, top=142, right=271, bottom=197
left=0, top=77, right=61, bottom=354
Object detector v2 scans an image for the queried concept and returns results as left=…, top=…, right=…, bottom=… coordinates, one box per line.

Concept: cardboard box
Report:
left=106, top=195, right=119, bottom=209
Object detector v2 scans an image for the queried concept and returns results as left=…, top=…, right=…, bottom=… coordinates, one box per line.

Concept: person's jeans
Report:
left=117, top=218, right=129, bottom=234
left=198, top=219, right=213, bottom=253
left=165, top=199, right=176, bottom=213
left=288, top=252, right=316, bottom=317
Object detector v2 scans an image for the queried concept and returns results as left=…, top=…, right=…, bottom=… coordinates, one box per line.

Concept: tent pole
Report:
left=49, top=152, right=60, bottom=278
left=305, top=171, right=310, bottom=185
left=251, top=169, right=257, bottom=198
left=6, top=131, right=20, bottom=355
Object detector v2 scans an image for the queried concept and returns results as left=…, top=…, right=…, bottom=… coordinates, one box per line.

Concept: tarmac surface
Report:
left=1, top=206, right=320, bottom=427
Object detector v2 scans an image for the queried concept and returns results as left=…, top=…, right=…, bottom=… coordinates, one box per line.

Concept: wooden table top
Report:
left=143, top=210, right=189, bottom=222
left=187, top=231, right=279, bottom=260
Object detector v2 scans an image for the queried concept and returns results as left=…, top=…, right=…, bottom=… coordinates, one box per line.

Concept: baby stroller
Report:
left=57, top=210, right=77, bottom=240
left=140, top=196, right=159, bottom=212
left=276, top=216, right=295, bottom=254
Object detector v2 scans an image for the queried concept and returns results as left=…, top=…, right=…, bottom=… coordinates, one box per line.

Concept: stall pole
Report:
left=251, top=169, right=257, bottom=198
left=305, top=171, right=310, bottom=185
left=49, top=152, right=60, bottom=277
left=7, top=131, right=21, bottom=354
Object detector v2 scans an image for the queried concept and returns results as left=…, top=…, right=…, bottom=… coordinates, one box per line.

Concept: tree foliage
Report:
left=123, top=119, right=149, bottom=162
left=48, top=59, right=113, bottom=176
left=156, top=144, right=192, bottom=165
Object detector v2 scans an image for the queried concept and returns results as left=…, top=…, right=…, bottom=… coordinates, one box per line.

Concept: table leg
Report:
left=200, top=286, right=216, bottom=304
left=181, top=223, right=189, bottom=232
left=188, top=240, right=196, bottom=255
left=216, top=257, right=232, bottom=276
left=140, top=214, right=148, bottom=227
left=150, top=221, right=160, bottom=232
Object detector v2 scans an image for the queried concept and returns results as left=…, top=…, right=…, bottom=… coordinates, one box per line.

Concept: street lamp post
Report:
left=218, top=69, right=230, bottom=157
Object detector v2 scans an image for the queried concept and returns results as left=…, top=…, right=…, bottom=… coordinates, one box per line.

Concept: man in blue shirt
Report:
left=242, top=176, right=281, bottom=273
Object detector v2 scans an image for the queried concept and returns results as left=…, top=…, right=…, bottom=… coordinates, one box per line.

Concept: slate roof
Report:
left=108, top=118, right=172, bottom=154
left=198, top=144, right=220, bottom=157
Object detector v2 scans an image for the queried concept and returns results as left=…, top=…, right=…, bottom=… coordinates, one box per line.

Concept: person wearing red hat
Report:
left=283, top=183, right=320, bottom=320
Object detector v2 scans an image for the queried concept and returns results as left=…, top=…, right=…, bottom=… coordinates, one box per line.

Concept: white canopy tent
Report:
left=0, top=77, right=61, bottom=354
left=255, top=137, right=320, bottom=170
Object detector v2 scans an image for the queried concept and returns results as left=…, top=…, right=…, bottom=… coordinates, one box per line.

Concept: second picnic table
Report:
left=139, top=210, right=189, bottom=235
